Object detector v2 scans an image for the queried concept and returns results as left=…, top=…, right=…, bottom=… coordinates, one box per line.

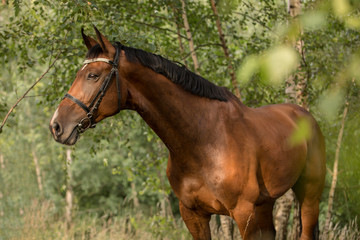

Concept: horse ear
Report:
left=81, top=28, right=98, bottom=50
left=93, top=25, right=115, bottom=57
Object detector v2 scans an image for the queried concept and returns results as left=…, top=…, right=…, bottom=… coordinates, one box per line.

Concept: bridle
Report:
left=63, top=42, right=122, bottom=133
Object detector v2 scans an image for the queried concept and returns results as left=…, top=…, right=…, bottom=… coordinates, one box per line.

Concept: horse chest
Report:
left=166, top=161, right=231, bottom=214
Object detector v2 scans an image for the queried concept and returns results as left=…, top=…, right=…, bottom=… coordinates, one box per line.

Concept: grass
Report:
left=3, top=199, right=360, bottom=240
left=7, top=199, right=191, bottom=240
left=323, top=217, right=360, bottom=240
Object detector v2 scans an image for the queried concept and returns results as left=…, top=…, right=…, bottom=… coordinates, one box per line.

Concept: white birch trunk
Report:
left=322, top=101, right=349, bottom=239
left=180, top=0, right=200, bottom=74
left=209, top=0, right=241, bottom=99
left=65, top=148, right=73, bottom=230
left=32, top=150, right=43, bottom=192
left=0, top=153, right=4, bottom=169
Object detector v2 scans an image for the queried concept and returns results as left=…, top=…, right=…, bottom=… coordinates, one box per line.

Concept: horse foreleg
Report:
left=179, top=201, right=211, bottom=240
left=254, top=201, right=276, bottom=239
left=232, top=201, right=257, bottom=240
left=232, top=200, right=275, bottom=240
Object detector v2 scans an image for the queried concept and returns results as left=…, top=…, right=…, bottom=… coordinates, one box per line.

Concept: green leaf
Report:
left=301, top=11, right=327, bottom=31
left=332, top=0, right=351, bottom=17
left=237, top=55, right=259, bottom=84
left=259, top=45, right=299, bottom=86
left=318, top=88, right=345, bottom=122
left=288, top=117, right=312, bottom=147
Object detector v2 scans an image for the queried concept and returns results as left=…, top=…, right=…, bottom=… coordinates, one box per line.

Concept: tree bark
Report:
left=65, top=148, right=73, bottom=230
left=274, top=190, right=295, bottom=240
left=291, top=200, right=301, bottom=240
left=220, top=215, right=233, bottom=240
left=170, top=4, right=189, bottom=68
left=0, top=153, right=4, bottom=169
left=0, top=154, right=3, bottom=217
left=32, top=150, right=43, bottom=192
left=131, top=181, right=139, bottom=208
left=209, top=0, right=241, bottom=99
left=179, top=0, right=200, bottom=74
left=285, top=0, right=308, bottom=109
left=322, top=101, right=349, bottom=239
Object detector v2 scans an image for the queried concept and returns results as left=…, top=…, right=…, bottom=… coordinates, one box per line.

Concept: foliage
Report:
left=0, top=0, right=359, bottom=239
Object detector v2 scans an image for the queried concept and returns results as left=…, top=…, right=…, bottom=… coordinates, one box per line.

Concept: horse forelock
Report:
left=86, top=44, right=104, bottom=59
left=85, top=43, right=230, bottom=102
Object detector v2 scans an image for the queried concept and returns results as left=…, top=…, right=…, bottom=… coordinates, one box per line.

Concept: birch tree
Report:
left=170, top=3, right=189, bottom=68
left=32, top=150, right=43, bottom=193
left=0, top=153, right=4, bottom=169
left=209, top=0, right=241, bottom=99
left=322, top=101, right=349, bottom=239
left=65, top=149, right=73, bottom=230
left=180, top=0, right=200, bottom=74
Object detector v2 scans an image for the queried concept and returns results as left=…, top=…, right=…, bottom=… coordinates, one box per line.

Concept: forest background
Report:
left=0, top=0, right=359, bottom=239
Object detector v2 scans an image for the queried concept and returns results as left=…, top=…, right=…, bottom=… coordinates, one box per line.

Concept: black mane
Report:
left=86, top=43, right=230, bottom=101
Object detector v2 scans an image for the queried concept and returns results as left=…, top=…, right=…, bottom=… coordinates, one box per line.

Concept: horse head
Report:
left=50, top=27, right=124, bottom=145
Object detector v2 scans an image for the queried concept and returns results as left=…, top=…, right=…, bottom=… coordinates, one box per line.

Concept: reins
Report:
left=64, top=42, right=122, bottom=133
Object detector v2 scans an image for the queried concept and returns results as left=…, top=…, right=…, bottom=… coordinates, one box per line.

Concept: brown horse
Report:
left=50, top=27, right=326, bottom=240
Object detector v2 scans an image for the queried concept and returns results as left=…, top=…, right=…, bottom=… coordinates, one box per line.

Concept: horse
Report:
left=50, top=27, right=326, bottom=240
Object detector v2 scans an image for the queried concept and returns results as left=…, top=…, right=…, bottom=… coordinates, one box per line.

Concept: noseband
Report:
left=64, top=43, right=122, bottom=133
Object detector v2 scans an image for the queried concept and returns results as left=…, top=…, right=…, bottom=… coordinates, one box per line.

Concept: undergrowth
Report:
left=2, top=199, right=359, bottom=240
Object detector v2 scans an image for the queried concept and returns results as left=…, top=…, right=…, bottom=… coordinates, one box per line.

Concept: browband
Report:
left=81, top=58, right=114, bottom=71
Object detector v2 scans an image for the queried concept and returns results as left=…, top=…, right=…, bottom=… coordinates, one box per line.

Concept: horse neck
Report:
left=123, top=64, right=238, bottom=154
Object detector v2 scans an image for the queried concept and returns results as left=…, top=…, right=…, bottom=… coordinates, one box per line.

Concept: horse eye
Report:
left=87, top=73, right=99, bottom=80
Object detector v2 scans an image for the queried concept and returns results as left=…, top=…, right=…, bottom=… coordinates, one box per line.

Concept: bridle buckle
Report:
left=77, top=116, right=92, bottom=133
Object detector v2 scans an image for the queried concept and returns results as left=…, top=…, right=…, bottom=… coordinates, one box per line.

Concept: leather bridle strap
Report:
left=64, top=93, right=91, bottom=113
left=63, top=43, right=122, bottom=133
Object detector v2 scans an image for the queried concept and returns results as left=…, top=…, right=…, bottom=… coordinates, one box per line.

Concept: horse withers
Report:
left=50, top=27, right=325, bottom=240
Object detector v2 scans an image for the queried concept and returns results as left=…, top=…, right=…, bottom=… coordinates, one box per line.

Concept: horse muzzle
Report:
left=49, top=121, right=80, bottom=146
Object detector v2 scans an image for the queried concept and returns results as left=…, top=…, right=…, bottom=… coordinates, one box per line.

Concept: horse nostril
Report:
left=52, top=122, right=62, bottom=137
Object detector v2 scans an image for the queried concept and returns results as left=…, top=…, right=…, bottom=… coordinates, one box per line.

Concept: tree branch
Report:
left=234, top=12, right=278, bottom=35
left=129, top=19, right=188, bottom=40
left=0, top=51, right=62, bottom=133
left=183, top=43, right=222, bottom=59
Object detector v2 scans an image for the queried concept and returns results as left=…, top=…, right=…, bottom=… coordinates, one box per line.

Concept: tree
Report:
left=209, top=0, right=241, bottom=99
left=180, top=0, right=200, bottom=74
left=323, top=100, right=349, bottom=239
left=65, top=149, right=73, bottom=231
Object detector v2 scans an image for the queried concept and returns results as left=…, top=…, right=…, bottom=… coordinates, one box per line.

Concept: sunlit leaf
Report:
left=345, top=16, right=360, bottom=29
left=301, top=11, right=327, bottom=31
left=260, top=45, right=299, bottom=85
left=288, top=117, right=312, bottom=147
left=332, top=0, right=351, bottom=17
left=348, top=54, right=360, bottom=83
left=318, top=88, right=345, bottom=121
left=237, top=46, right=299, bottom=86
left=236, top=55, right=259, bottom=84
